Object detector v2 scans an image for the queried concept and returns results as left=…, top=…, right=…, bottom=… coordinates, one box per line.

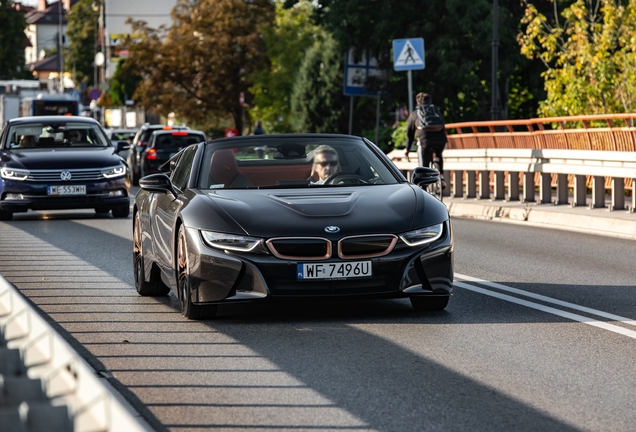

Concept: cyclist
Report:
left=404, top=92, right=448, bottom=187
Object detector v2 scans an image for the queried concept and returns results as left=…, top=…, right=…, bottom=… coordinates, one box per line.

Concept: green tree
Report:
left=290, top=31, right=349, bottom=133
left=65, top=0, right=99, bottom=88
left=0, top=2, right=30, bottom=79
left=128, top=0, right=275, bottom=133
left=309, top=0, right=544, bottom=123
left=107, top=58, right=141, bottom=106
left=519, top=0, right=636, bottom=116
left=249, top=0, right=321, bottom=133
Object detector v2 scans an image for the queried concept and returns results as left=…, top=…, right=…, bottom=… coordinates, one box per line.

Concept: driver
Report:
left=67, top=130, right=83, bottom=144
left=309, top=145, right=341, bottom=185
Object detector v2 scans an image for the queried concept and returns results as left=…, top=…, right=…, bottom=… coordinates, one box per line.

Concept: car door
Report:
left=150, top=145, right=198, bottom=272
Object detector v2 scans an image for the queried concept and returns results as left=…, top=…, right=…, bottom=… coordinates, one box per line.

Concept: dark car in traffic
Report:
left=139, top=129, right=206, bottom=178
left=0, top=116, right=131, bottom=220
left=133, top=134, right=453, bottom=319
left=127, top=123, right=189, bottom=184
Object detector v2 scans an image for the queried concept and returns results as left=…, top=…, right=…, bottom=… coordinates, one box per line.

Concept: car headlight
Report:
left=0, top=167, right=29, bottom=181
left=399, top=223, right=444, bottom=246
left=102, top=165, right=126, bottom=178
left=201, top=231, right=265, bottom=252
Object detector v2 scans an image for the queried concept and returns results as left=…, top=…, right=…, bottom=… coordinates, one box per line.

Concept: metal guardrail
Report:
left=387, top=148, right=636, bottom=212
left=0, top=275, right=154, bottom=432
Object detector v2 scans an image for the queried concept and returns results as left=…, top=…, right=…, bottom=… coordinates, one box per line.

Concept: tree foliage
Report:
left=65, top=0, right=99, bottom=88
left=290, top=31, right=348, bottom=133
left=519, top=0, right=636, bottom=116
left=249, top=0, right=321, bottom=133
left=0, top=2, right=30, bottom=79
left=310, top=0, right=544, bottom=123
left=127, top=0, right=274, bottom=133
left=108, top=59, right=141, bottom=106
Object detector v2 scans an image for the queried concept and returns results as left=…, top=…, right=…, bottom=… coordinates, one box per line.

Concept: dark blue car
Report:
left=0, top=116, right=131, bottom=220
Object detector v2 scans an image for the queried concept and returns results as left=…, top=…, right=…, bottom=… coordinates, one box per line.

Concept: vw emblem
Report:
left=324, top=226, right=340, bottom=233
left=60, top=171, right=72, bottom=181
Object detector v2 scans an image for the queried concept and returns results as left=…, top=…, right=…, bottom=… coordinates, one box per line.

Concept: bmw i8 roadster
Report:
left=133, top=134, right=453, bottom=319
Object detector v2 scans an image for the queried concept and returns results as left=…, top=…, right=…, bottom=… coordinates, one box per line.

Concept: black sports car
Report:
left=0, top=116, right=131, bottom=220
left=133, top=134, right=453, bottom=319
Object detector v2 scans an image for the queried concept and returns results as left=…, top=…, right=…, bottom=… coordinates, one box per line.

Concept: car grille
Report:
left=338, top=235, right=398, bottom=259
left=266, top=238, right=331, bottom=260
left=27, top=169, right=104, bottom=182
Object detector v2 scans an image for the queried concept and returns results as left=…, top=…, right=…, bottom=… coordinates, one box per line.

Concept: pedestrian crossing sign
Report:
left=393, top=38, right=425, bottom=71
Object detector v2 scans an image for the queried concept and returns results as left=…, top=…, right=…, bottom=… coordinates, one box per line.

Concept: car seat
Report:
left=208, top=149, right=253, bottom=188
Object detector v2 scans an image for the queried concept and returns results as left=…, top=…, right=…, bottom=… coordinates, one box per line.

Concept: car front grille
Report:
left=266, top=238, right=331, bottom=260
left=265, top=234, right=398, bottom=260
left=338, top=235, right=398, bottom=259
left=27, top=169, right=104, bottom=182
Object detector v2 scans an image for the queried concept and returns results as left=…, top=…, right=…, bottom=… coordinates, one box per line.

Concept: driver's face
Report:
left=313, top=152, right=340, bottom=180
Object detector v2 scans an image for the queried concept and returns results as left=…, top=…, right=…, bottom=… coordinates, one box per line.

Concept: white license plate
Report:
left=297, top=261, right=372, bottom=280
left=48, top=185, right=86, bottom=196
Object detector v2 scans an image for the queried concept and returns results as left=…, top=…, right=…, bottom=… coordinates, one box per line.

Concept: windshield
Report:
left=198, top=136, right=399, bottom=189
left=5, top=122, right=110, bottom=149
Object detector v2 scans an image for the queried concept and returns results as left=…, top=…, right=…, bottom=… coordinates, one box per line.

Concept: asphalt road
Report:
left=1, top=205, right=636, bottom=432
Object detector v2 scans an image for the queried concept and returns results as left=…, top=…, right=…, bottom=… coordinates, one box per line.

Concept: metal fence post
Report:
left=555, top=173, right=568, bottom=205
left=465, top=171, right=477, bottom=198
left=573, top=175, right=587, bottom=207
left=493, top=171, right=505, bottom=200
left=540, top=173, right=551, bottom=203
left=611, top=177, right=625, bottom=211
left=452, top=170, right=464, bottom=198
left=507, top=172, right=519, bottom=201
left=479, top=171, right=490, bottom=199
left=522, top=172, right=535, bottom=202
left=591, top=176, right=606, bottom=208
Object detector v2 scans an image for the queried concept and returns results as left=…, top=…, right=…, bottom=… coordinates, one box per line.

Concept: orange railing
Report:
left=445, top=113, right=636, bottom=151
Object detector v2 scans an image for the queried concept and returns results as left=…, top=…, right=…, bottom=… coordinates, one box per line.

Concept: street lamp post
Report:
left=58, top=0, right=64, bottom=93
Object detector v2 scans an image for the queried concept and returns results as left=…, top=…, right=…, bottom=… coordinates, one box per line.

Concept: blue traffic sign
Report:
left=343, top=48, right=385, bottom=97
left=393, top=38, right=425, bottom=71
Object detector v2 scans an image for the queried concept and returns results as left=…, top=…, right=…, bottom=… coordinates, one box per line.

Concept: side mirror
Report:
left=411, top=166, right=440, bottom=187
left=139, top=173, right=176, bottom=195
left=115, top=141, right=131, bottom=153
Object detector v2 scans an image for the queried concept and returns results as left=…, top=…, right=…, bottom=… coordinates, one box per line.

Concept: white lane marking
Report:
left=456, top=273, right=636, bottom=328
left=454, top=281, right=636, bottom=340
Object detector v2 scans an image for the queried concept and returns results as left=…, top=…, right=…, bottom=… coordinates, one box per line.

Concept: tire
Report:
left=112, top=204, right=130, bottom=218
left=410, top=295, right=450, bottom=311
left=0, top=210, right=13, bottom=221
left=133, top=212, right=170, bottom=296
left=177, top=225, right=218, bottom=320
left=426, top=160, right=443, bottom=202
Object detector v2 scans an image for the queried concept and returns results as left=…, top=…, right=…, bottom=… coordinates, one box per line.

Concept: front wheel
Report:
left=410, top=295, right=450, bottom=311
left=0, top=210, right=13, bottom=221
left=112, top=204, right=130, bottom=218
left=177, top=225, right=218, bottom=320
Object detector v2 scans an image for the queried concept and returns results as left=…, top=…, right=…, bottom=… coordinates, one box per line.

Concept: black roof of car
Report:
left=8, top=116, right=100, bottom=125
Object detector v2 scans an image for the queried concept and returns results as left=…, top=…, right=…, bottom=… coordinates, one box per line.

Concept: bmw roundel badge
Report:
left=324, top=226, right=340, bottom=233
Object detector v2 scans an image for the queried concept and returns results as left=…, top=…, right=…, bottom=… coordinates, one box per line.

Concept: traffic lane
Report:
left=3, top=220, right=636, bottom=430
left=452, top=218, right=636, bottom=317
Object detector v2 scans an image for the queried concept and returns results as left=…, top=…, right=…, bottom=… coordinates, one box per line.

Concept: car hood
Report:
left=201, top=185, right=428, bottom=238
left=1, top=147, right=121, bottom=170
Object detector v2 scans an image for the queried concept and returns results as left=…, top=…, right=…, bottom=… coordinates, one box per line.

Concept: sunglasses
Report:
left=315, top=160, right=338, bottom=167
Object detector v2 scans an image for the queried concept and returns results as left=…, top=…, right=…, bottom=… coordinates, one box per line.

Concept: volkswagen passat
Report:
left=134, top=134, right=453, bottom=319
left=0, top=116, right=131, bottom=220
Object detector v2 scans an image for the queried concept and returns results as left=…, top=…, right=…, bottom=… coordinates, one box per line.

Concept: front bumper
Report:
left=0, top=177, right=130, bottom=212
left=181, top=222, right=454, bottom=305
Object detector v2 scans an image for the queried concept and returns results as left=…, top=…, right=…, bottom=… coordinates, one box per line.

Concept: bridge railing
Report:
left=387, top=148, right=636, bottom=212
left=445, top=113, right=636, bottom=152
left=387, top=113, right=636, bottom=211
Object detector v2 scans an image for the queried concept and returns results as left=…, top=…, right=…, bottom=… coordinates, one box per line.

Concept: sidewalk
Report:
left=444, top=194, right=636, bottom=240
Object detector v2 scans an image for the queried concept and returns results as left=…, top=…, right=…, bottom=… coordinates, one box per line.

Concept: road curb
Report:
left=446, top=201, right=636, bottom=240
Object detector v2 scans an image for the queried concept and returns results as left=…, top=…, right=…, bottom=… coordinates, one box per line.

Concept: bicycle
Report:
left=425, top=156, right=444, bottom=202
